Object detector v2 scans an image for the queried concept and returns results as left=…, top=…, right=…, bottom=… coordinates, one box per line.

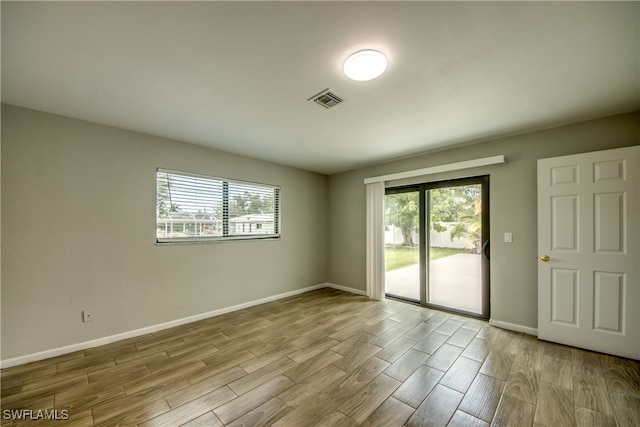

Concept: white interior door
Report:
left=538, top=146, right=639, bottom=360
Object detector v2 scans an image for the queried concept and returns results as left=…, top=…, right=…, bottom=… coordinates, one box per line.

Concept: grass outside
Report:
left=385, top=246, right=467, bottom=272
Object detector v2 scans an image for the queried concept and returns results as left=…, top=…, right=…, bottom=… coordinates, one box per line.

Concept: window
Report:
left=156, top=169, right=280, bottom=243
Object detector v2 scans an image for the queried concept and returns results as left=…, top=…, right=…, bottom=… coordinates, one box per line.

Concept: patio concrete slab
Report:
left=385, top=253, right=482, bottom=314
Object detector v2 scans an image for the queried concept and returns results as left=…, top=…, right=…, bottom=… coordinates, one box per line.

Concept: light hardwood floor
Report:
left=1, top=288, right=639, bottom=426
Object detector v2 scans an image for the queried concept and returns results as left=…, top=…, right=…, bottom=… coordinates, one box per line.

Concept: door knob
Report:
left=540, top=255, right=550, bottom=262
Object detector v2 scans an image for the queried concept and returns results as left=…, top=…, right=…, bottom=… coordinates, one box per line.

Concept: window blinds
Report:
left=156, top=169, right=280, bottom=243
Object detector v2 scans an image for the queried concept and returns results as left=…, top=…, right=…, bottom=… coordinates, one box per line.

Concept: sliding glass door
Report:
left=384, top=190, right=421, bottom=302
left=384, top=176, right=490, bottom=318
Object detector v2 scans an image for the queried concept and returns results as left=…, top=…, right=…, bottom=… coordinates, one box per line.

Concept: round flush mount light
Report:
left=343, top=50, right=388, bottom=81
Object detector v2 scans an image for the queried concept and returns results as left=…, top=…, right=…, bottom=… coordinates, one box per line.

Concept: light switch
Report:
left=504, top=232, right=513, bottom=243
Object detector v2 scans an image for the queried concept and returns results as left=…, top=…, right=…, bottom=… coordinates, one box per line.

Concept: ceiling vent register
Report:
left=308, top=89, right=344, bottom=109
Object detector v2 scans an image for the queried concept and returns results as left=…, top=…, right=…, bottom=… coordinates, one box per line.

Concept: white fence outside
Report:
left=385, top=222, right=469, bottom=249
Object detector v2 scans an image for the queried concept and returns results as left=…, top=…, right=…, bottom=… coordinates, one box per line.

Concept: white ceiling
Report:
left=2, top=2, right=639, bottom=175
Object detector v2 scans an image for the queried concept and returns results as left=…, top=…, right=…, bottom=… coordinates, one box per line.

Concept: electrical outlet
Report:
left=298, top=271, right=304, bottom=280
left=82, top=310, right=94, bottom=322
left=504, top=232, right=513, bottom=243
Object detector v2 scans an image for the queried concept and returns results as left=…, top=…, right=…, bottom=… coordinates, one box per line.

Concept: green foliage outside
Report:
left=228, top=191, right=274, bottom=218
left=156, top=173, right=276, bottom=238
left=156, top=174, right=180, bottom=216
left=385, top=246, right=467, bottom=272
left=385, top=184, right=482, bottom=252
left=385, top=192, right=419, bottom=246
left=436, top=185, right=482, bottom=253
left=156, top=173, right=274, bottom=219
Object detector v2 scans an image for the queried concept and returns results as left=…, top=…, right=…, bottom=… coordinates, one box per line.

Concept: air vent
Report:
left=308, top=88, right=344, bottom=109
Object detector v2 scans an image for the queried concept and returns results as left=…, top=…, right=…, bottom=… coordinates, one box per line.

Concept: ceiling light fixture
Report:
left=343, top=50, right=388, bottom=81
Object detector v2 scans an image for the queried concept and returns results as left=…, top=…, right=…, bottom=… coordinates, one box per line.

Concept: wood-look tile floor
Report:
left=2, top=288, right=639, bottom=426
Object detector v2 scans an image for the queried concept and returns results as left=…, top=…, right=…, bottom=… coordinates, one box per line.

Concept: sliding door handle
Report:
left=482, top=240, right=490, bottom=260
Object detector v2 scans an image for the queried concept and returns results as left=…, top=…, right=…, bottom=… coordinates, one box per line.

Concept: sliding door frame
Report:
left=385, top=185, right=424, bottom=304
left=385, top=175, right=490, bottom=319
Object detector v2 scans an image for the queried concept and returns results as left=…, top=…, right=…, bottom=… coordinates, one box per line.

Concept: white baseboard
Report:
left=324, top=282, right=368, bottom=296
left=1, top=283, right=540, bottom=368
left=489, top=319, right=538, bottom=336
left=0, top=283, right=331, bottom=369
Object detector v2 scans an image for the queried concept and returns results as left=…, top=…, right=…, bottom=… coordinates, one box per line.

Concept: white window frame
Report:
left=156, top=168, right=280, bottom=244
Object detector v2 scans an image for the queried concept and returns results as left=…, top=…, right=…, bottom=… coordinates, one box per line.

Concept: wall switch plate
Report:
left=504, top=232, right=513, bottom=243
left=82, top=310, right=94, bottom=322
